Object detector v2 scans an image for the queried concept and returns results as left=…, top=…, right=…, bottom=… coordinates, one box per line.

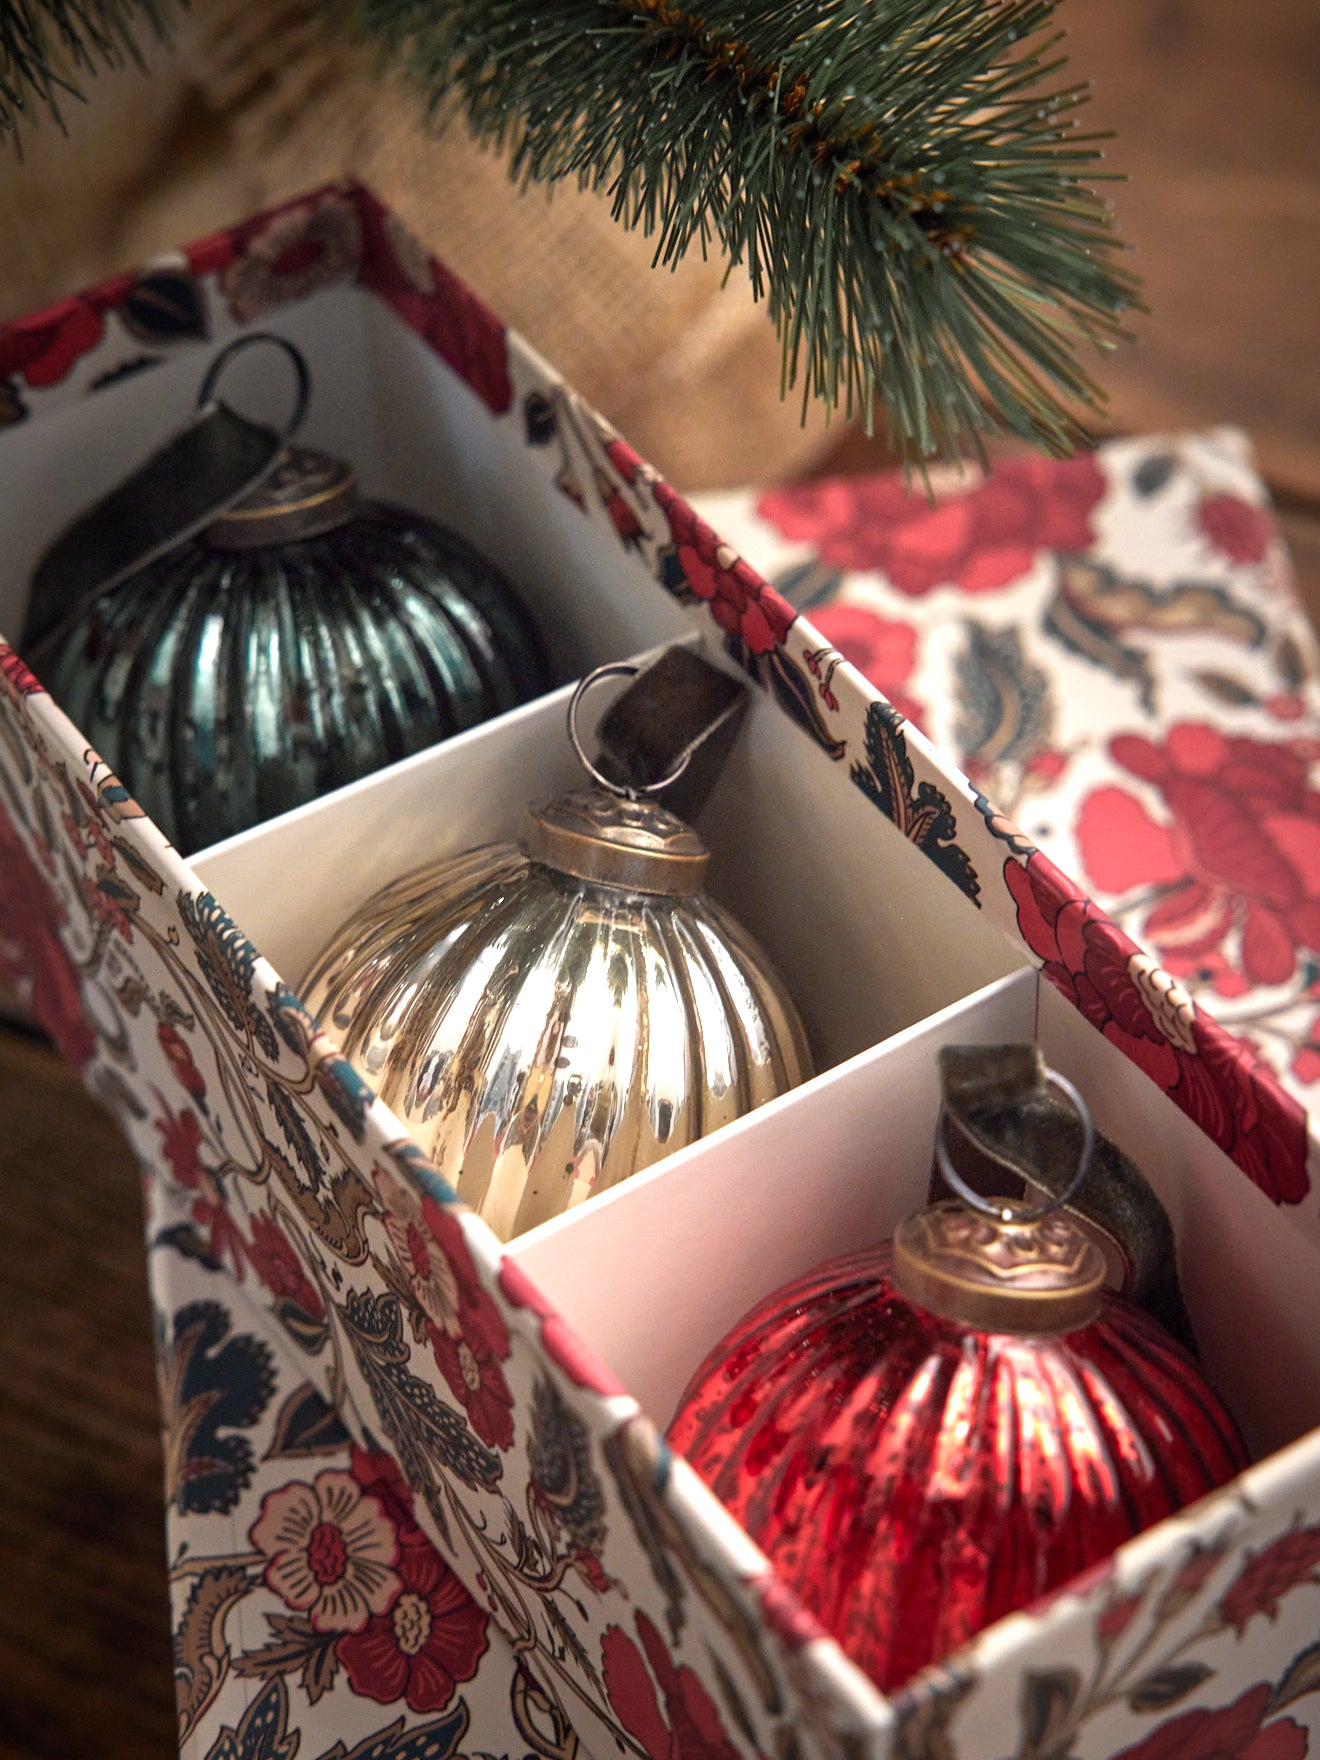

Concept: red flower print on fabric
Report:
left=1006, top=850, right=1309, bottom=1204
left=427, top=1320, right=515, bottom=1453
left=336, top=1534, right=488, bottom=1713
left=158, top=1019, right=207, bottom=1102
left=805, top=604, right=926, bottom=729
left=248, top=1211, right=324, bottom=1321
left=0, top=645, right=44, bottom=697
left=0, top=812, right=95, bottom=1071
left=756, top=451, right=1107, bottom=595
left=601, top=1610, right=746, bottom=1760
left=1076, top=725, right=1320, bottom=991
left=1219, top=1521, right=1320, bottom=1634
left=1196, top=494, right=1272, bottom=566
left=374, top=1163, right=463, bottom=1333
left=653, top=481, right=795, bottom=655
left=156, top=1100, right=208, bottom=1190
left=498, top=1256, right=625, bottom=1398
left=416, top=1193, right=515, bottom=1450
left=349, top=1446, right=421, bottom=1540
left=0, top=297, right=104, bottom=389
left=154, top=1098, right=254, bottom=1275
left=249, top=1469, right=401, bottom=1633
left=1111, top=1684, right=1306, bottom=1760
left=335, top=1445, right=488, bottom=1712
left=221, top=192, right=363, bottom=323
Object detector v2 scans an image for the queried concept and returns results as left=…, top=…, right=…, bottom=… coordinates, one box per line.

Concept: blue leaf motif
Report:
left=160, top=1300, right=276, bottom=1517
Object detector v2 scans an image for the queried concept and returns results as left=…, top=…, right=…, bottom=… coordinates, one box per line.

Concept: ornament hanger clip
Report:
left=195, top=331, right=312, bottom=445
left=936, top=1064, right=1096, bottom=1224
left=568, top=662, right=693, bottom=799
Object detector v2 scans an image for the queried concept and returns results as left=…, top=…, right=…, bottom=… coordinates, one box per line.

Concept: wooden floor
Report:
left=1, top=3, right=1317, bottom=1754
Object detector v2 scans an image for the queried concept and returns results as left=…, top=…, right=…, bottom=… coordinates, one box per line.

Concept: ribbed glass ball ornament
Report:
left=27, top=447, right=550, bottom=853
left=299, top=787, right=814, bottom=1241
left=668, top=1199, right=1248, bottom=1694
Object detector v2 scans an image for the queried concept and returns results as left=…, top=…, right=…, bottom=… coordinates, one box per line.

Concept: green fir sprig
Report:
left=0, top=0, right=177, bottom=139
left=347, top=0, right=1139, bottom=460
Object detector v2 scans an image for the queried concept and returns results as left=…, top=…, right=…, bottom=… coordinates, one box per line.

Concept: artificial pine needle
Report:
left=346, top=0, right=1138, bottom=461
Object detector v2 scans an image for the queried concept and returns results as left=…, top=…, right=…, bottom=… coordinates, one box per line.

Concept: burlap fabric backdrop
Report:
left=0, top=0, right=836, bottom=490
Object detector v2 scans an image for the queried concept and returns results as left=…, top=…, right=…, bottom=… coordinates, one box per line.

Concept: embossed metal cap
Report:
left=206, top=445, right=360, bottom=548
left=522, top=788, right=710, bottom=896
left=892, top=1198, right=1107, bottom=1335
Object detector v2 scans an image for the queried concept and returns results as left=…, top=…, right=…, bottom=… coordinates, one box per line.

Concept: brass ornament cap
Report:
left=206, top=445, right=360, bottom=548
left=892, top=1199, right=1107, bottom=1336
left=522, top=788, right=710, bottom=896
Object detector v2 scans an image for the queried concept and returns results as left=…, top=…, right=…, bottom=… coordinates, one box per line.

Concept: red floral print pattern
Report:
left=249, top=1469, right=401, bottom=1633
left=0, top=297, right=104, bottom=389
left=498, top=1256, right=626, bottom=1397
left=428, top=1321, right=515, bottom=1453
left=1197, top=493, right=1273, bottom=565
left=155, top=1100, right=208, bottom=1190
left=333, top=1447, right=488, bottom=1712
left=652, top=480, right=795, bottom=655
left=375, top=1163, right=463, bottom=1332
left=1219, top=1521, right=1320, bottom=1634
left=0, top=645, right=44, bottom=696
left=1111, top=1685, right=1307, bottom=1760
left=756, top=451, right=1107, bottom=595
left=1096, top=1591, right=1147, bottom=1647
left=248, top=1212, right=325, bottom=1321
left=221, top=192, right=363, bottom=324
left=1077, top=725, right=1320, bottom=991
left=1006, top=850, right=1309, bottom=1203
left=158, top=1018, right=207, bottom=1102
left=601, top=1610, right=746, bottom=1760
left=337, top=1534, right=489, bottom=1712
left=418, top=1194, right=515, bottom=1450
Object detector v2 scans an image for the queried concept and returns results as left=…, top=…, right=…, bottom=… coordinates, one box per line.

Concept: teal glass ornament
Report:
left=27, top=445, right=550, bottom=853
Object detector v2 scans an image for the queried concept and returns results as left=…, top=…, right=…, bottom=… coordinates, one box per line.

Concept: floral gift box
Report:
left=4, top=182, right=1320, bottom=1760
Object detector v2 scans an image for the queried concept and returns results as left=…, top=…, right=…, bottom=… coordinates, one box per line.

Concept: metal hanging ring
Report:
left=196, top=333, right=312, bottom=446
left=935, top=1066, right=1096, bottom=1225
left=567, top=663, right=692, bottom=798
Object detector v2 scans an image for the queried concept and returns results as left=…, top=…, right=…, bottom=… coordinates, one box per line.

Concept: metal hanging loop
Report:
left=567, top=663, right=692, bottom=798
left=196, top=332, right=312, bottom=446
left=935, top=1066, right=1096, bottom=1224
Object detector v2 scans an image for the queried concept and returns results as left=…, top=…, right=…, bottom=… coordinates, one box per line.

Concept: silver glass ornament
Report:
left=27, top=441, right=550, bottom=855
left=299, top=676, right=814, bottom=1240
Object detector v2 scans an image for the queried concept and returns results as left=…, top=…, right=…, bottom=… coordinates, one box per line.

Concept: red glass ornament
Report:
left=668, top=1226, right=1248, bottom=1694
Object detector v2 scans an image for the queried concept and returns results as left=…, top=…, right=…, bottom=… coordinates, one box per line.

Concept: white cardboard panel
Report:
left=697, top=680, right=1025, bottom=1066
left=356, top=300, right=695, bottom=680
left=507, top=967, right=1038, bottom=1428
left=1037, top=982, right=1320, bottom=1461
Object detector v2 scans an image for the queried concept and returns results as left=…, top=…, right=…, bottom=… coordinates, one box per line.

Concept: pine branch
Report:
left=342, top=0, right=1140, bottom=461
left=0, top=0, right=179, bottom=140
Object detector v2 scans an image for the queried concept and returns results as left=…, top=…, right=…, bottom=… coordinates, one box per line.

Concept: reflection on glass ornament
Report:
left=668, top=1057, right=1248, bottom=1694
left=24, top=338, right=549, bottom=853
left=299, top=664, right=814, bottom=1241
